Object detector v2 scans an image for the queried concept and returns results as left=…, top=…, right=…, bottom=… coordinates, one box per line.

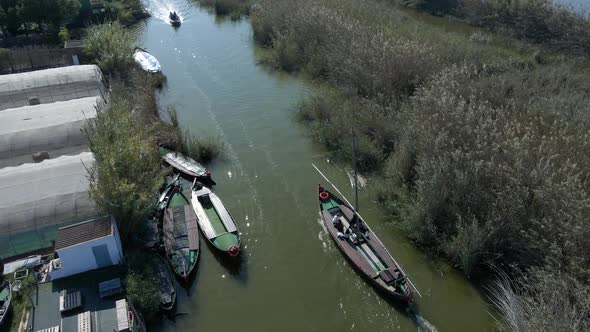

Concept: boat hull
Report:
left=162, top=187, right=200, bottom=281
left=133, top=49, right=161, bottom=73
left=155, top=255, right=177, bottom=312
left=160, top=147, right=215, bottom=185
left=192, top=186, right=241, bottom=257
left=319, top=188, right=412, bottom=304
left=0, top=280, right=12, bottom=325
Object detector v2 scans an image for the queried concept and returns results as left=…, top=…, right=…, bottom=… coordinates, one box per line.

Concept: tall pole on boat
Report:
left=352, top=130, right=361, bottom=235
left=352, top=131, right=359, bottom=213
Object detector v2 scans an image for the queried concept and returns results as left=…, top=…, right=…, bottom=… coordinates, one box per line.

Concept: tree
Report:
left=58, top=25, right=70, bottom=43
left=125, top=271, right=160, bottom=319
left=83, top=22, right=134, bottom=74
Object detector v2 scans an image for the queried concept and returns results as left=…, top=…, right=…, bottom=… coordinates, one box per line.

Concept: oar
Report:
left=312, top=163, right=423, bottom=298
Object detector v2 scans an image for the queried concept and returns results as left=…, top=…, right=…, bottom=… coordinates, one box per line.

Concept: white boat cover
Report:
left=0, top=97, right=102, bottom=168
left=134, top=50, right=161, bottom=73
left=192, top=187, right=237, bottom=239
left=0, top=152, right=97, bottom=236
left=0, top=65, right=106, bottom=111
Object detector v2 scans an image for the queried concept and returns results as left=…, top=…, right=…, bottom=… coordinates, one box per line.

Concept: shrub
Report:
left=126, top=271, right=159, bottom=319
left=83, top=22, right=134, bottom=75
left=84, top=83, right=167, bottom=241
left=58, top=26, right=71, bottom=43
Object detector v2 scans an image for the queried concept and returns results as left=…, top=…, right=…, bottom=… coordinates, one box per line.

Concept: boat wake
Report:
left=145, top=0, right=193, bottom=25
left=408, top=307, right=438, bottom=332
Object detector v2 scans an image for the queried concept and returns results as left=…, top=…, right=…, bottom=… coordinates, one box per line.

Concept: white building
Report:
left=49, top=216, right=123, bottom=280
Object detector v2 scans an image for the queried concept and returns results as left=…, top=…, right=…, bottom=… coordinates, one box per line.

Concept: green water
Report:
left=139, top=1, right=496, bottom=331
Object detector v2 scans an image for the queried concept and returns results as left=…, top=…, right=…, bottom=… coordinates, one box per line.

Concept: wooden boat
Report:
left=0, top=280, right=11, bottom=326
left=169, top=12, right=181, bottom=26
left=154, top=254, right=176, bottom=311
left=159, top=146, right=214, bottom=184
left=191, top=182, right=240, bottom=257
left=133, top=48, right=161, bottom=73
left=319, top=186, right=412, bottom=303
left=162, top=181, right=200, bottom=280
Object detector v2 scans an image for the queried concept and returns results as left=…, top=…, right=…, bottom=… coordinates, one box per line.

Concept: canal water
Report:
left=138, top=1, right=495, bottom=331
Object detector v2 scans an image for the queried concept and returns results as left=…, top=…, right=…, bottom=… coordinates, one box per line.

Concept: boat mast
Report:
left=352, top=131, right=361, bottom=234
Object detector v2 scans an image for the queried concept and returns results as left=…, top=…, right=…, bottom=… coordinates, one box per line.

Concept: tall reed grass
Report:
left=251, top=0, right=590, bottom=327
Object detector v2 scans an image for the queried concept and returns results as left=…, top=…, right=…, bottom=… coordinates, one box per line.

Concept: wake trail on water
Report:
left=145, top=0, right=193, bottom=24
left=407, top=305, right=438, bottom=332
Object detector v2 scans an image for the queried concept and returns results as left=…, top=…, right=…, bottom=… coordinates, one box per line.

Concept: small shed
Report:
left=49, top=216, right=123, bottom=280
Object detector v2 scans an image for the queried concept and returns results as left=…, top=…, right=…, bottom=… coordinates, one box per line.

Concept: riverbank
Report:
left=82, top=21, right=224, bottom=321
left=245, top=0, right=590, bottom=329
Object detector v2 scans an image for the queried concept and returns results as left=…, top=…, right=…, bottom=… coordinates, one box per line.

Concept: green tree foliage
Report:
left=125, top=253, right=161, bottom=319
left=0, top=0, right=81, bottom=34
left=125, top=271, right=159, bottom=319
left=84, top=87, right=167, bottom=241
left=104, top=0, right=146, bottom=26
left=83, top=21, right=134, bottom=75
left=58, top=25, right=70, bottom=43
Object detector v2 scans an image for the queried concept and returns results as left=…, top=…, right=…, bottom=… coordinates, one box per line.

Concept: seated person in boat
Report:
left=331, top=213, right=343, bottom=231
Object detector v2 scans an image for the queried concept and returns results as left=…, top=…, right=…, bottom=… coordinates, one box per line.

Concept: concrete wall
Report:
left=0, top=48, right=84, bottom=75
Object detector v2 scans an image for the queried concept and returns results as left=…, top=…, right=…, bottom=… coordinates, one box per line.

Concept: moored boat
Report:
left=154, top=254, right=176, bottom=311
left=133, top=48, right=161, bottom=73
left=162, top=180, right=200, bottom=280
left=159, top=146, right=215, bottom=185
left=318, top=186, right=412, bottom=303
left=191, top=182, right=240, bottom=257
left=0, top=280, right=11, bottom=326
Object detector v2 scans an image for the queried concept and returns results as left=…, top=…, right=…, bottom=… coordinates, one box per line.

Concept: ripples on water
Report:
left=145, top=0, right=194, bottom=24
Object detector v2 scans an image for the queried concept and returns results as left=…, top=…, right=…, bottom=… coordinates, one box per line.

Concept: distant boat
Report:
left=134, top=48, right=161, bottom=73
left=162, top=180, right=200, bottom=280
left=160, top=146, right=215, bottom=185
left=191, top=182, right=241, bottom=257
left=154, top=254, right=176, bottom=311
left=0, top=280, right=12, bottom=326
left=169, top=12, right=181, bottom=27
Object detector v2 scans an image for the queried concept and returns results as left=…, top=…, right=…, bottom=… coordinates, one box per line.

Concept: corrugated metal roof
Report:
left=55, top=216, right=112, bottom=250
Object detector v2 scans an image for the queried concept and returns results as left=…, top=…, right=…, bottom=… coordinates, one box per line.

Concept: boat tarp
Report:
left=0, top=65, right=106, bottom=111
left=0, top=152, right=98, bottom=257
left=0, top=97, right=102, bottom=167
left=186, top=206, right=199, bottom=250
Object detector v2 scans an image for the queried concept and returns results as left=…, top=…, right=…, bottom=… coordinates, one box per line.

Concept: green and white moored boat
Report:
left=191, top=182, right=241, bottom=257
left=0, top=280, right=11, bottom=326
left=162, top=181, right=200, bottom=280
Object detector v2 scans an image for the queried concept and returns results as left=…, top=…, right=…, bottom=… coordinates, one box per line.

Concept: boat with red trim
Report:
left=191, top=181, right=241, bottom=257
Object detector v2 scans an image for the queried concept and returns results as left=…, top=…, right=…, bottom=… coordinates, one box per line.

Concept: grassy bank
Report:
left=82, top=22, right=223, bottom=319
left=197, top=0, right=250, bottom=19
left=400, top=0, right=590, bottom=58
left=250, top=0, right=590, bottom=329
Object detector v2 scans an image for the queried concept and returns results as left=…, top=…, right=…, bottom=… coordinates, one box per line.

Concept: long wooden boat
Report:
left=162, top=181, right=200, bottom=280
left=191, top=182, right=241, bottom=257
left=0, top=280, right=11, bottom=326
left=318, top=186, right=412, bottom=303
left=159, top=146, right=214, bottom=184
left=154, top=254, right=176, bottom=312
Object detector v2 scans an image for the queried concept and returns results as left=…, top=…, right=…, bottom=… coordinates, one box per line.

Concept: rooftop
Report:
left=32, top=267, right=126, bottom=332
left=55, top=217, right=113, bottom=250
